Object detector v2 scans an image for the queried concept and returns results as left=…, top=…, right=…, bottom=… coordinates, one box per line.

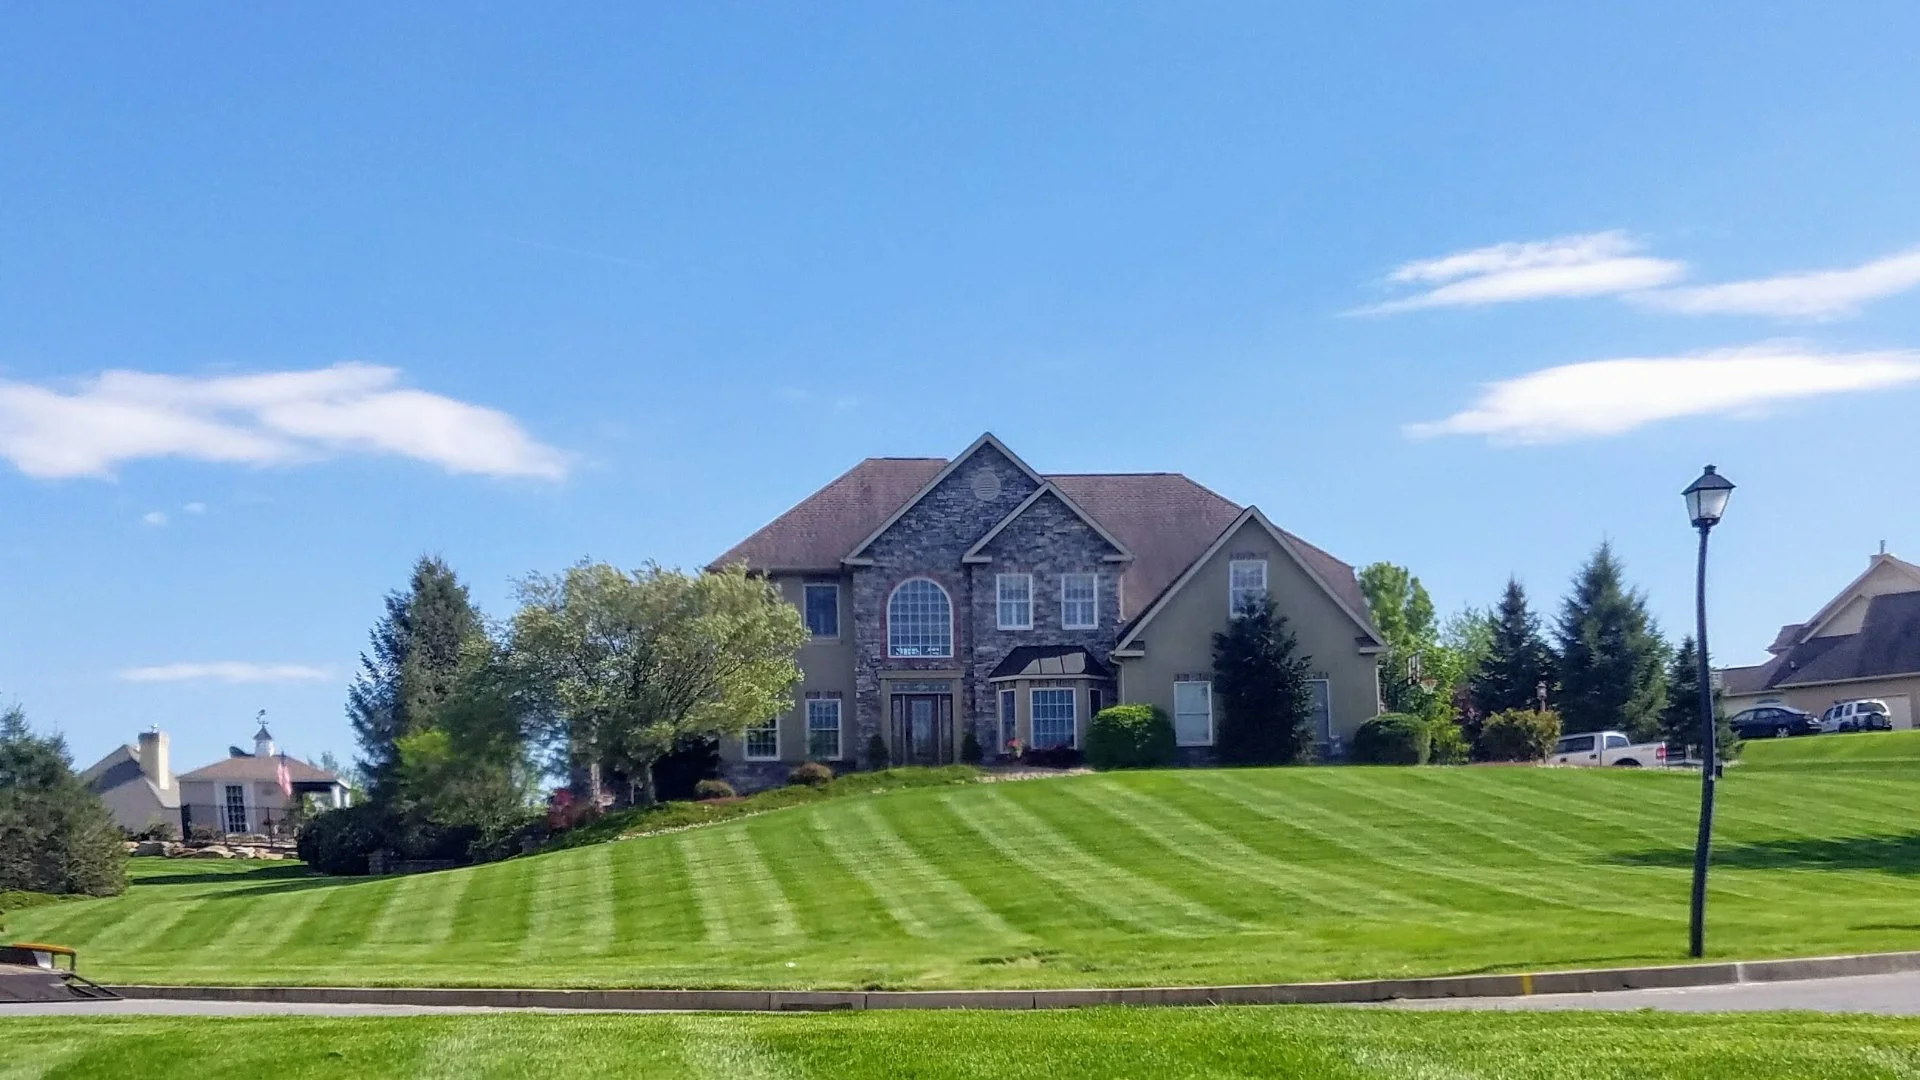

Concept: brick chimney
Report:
left=137, top=728, right=171, bottom=791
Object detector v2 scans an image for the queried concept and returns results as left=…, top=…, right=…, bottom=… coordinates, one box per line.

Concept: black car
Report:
left=1730, top=704, right=1822, bottom=739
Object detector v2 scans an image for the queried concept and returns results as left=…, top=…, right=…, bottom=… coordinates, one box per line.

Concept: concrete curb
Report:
left=106, top=950, right=1920, bottom=1012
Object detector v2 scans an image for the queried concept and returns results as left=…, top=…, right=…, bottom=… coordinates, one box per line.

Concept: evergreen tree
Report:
left=1659, top=636, right=1736, bottom=756
left=1555, top=543, right=1669, bottom=738
left=1210, top=594, right=1316, bottom=765
left=0, top=705, right=127, bottom=896
left=347, top=556, right=482, bottom=801
left=1471, top=578, right=1557, bottom=720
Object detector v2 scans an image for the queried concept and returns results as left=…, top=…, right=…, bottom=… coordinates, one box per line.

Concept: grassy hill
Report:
left=11, top=734, right=1920, bottom=990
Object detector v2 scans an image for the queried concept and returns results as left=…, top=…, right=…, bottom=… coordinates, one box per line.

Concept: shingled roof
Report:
left=711, top=454, right=1368, bottom=625
left=178, top=754, right=341, bottom=785
left=1722, top=590, right=1920, bottom=694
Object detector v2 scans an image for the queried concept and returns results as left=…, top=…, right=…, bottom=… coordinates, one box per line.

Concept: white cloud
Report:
left=141, top=510, right=167, bottom=527
left=0, top=363, right=568, bottom=480
left=1356, top=231, right=1686, bottom=314
left=1636, top=248, right=1920, bottom=320
left=1407, top=345, right=1920, bottom=444
left=182, top=501, right=206, bottom=514
left=117, top=661, right=333, bottom=684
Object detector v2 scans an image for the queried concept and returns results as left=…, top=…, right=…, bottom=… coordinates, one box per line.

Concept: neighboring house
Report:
left=80, top=728, right=180, bottom=835
left=1719, top=551, right=1920, bottom=729
left=711, top=432, right=1384, bottom=788
left=177, top=722, right=352, bottom=837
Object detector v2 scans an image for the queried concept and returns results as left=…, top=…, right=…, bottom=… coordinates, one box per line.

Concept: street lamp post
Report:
left=1683, top=464, right=1735, bottom=959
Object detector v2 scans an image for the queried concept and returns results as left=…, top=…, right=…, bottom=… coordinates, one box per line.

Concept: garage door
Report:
left=1885, top=694, right=1913, bottom=730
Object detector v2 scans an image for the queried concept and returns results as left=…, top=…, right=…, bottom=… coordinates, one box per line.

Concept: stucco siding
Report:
left=721, top=572, right=857, bottom=766
left=1116, top=517, right=1380, bottom=750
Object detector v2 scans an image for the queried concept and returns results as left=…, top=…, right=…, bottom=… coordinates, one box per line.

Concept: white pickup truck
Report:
left=1548, top=730, right=1668, bottom=768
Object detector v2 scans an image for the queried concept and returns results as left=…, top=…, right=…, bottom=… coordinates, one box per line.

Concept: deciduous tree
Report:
left=510, top=561, right=807, bottom=805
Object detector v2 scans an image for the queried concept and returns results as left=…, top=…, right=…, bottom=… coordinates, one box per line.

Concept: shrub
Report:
left=1426, top=719, right=1470, bottom=765
left=865, top=733, right=890, bottom=770
left=788, top=761, right=834, bottom=788
left=1350, top=713, right=1431, bottom=765
left=960, top=729, right=983, bottom=764
left=694, top=779, right=736, bottom=801
left=0, top=707, right=128, bottom=897
left=131, top=818, right=179, bottom=842
left=1021, top=745, right=1083, bottom=769
left=295, top=803, right=389, bottom=876
left=652, top=737, right=722, bottom=802
left=1478, top=708, right=1562, bottom=762
left=1085, top=705, right=1177, bottom=770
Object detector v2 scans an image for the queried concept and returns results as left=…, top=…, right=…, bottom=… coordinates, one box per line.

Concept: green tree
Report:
left=1659, top=636, right=1737, bottom=758
left=347, top=555, right=483, bottom=801
left=395, top=637, right=541, bottom=861
left=510, top=561, right=808, bottom=805
left=1555, top=544, right=1669, bottom=738
left=0, top=706, right=127, bottom=897
left=1471, top=578, right=1557, bottom=720
left=1360, top=563, right=1472, bottom=730
left=1211, top=594, right=1316, bottom=765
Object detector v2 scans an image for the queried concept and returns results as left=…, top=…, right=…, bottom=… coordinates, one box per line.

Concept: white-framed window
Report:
left=1173, top=680, right=1214, bottom=747
left=745, top=717, right=780, bottom=761
left=223, top=784, right=248, bottom=834
left=1229, top=559, right=1268, bottom=616
left=806, top=697, right=842, bottom=760
left=803, top=583, right=839, bottom=638
left=1308, top=679, right=1333, bottom=744
left=999, top=688, right=1018, bottom=749
left=888, top=578, right=953, bottom=657
left=1060, top=573, right=1098, bottom=629
left=1031, top=688, right=1076, bottom=749
left=996, top=573, right=1032, bottom=630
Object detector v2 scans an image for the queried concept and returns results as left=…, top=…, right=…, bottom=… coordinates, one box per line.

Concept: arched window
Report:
left=888, top=578, right=953, bottom=658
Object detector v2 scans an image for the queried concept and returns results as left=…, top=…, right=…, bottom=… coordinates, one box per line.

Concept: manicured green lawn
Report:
left=10, top=734, right=1919, bottom=990
left=5, top=1009, right=1920, bottom=1079
left=1740, top=728, right=1920, bottom=772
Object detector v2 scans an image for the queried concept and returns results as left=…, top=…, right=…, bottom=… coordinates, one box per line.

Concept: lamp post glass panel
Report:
left=1683, top=465, right=1733, bottom=958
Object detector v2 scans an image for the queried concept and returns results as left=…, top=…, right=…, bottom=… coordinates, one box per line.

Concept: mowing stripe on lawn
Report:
left=612, top=834, right=702, bottom=947
left=1058, top=780, right=1401, bottom=916
left=679, top=828, right=801, bottom=944
left=942, top=787, right=1239, bottom=936
left=0, top=1035, right=89, bottom=1080
left=749, top=811, right=894, bottom=945
left=1216, top=773, right=1670, bottom=921
left=812, top=801, right=1018, bottom=940
left=523, top=842, right=618, bottom=959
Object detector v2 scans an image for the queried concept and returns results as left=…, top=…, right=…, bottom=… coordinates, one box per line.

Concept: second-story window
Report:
left=997, top=573, right=1032, bottom=630
left=888, top=578, right=953, bottom=657
left=1061, top=573, right=1098, bottom=629
left=1229, top=559, right=1268, bottom=617
left=804, top=583, right=839, bottom=638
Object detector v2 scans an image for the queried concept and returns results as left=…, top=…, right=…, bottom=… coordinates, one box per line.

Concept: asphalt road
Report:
left=1375, top=971, right=1920, bottom=1015
left=5, top=973, right=1920, bottom=1017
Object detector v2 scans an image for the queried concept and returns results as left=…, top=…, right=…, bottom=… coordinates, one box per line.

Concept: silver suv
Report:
left=1819, top=699, right=1893, bottom=733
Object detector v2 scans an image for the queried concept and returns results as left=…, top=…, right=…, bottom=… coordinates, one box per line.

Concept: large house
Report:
left=712, top=433, right=1384, bottom=787
left=85, top=721, right=352, bottom=837
left=80, top=728, right=180, bottom=835
left=1720, top=550, right=1920, bottom=729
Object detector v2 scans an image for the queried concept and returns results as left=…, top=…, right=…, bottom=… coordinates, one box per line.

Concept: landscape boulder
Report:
left=186, top=846, right=234, bottom=859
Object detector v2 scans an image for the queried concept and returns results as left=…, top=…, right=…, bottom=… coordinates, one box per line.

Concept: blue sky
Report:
left=6, top=3, right=1920, bottom=773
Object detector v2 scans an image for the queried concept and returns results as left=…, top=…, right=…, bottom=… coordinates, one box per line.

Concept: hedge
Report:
left=1350, top=713, right=1431, bottom=765
left=1085, top=705, right=1177, bottom=770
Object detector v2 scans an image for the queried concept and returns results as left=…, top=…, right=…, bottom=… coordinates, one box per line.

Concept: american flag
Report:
left=276, top=755, right=292, bottom=798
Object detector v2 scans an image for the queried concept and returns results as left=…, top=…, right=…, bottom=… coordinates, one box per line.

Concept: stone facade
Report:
left=850, top=444, right=1040, bottom=758
left=966, top=489, right=1125, bottom=751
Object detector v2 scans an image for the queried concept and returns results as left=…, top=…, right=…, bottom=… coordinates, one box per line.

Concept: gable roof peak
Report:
left=962, top=481, right=1135, bottom=564
left=841, top=432, right=1047, bottom=563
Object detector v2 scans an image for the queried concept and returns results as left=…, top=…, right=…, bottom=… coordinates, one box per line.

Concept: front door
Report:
left=890, top=694, right=952, bottom=765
